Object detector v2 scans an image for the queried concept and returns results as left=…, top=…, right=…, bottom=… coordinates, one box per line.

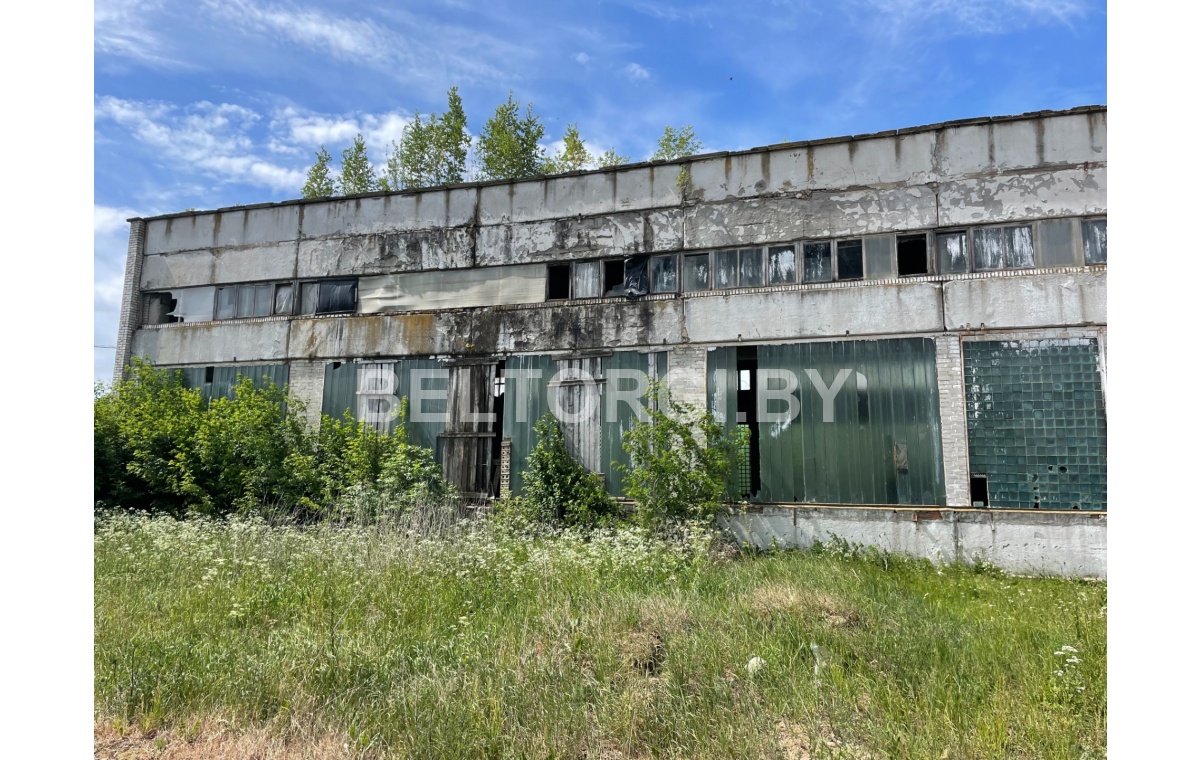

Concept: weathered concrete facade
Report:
left=115, top=106, right=1108, bottom=576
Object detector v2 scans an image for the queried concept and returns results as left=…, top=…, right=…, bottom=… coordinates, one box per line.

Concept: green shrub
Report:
left=94, top=360, right=451, bottom=516
left=619, top=382, right=739, bottom=529
left=508, top=413, right=619, bottom=528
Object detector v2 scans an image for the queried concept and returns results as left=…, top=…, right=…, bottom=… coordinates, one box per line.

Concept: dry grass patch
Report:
left=748, top=584, right=863, bottom=628
left=776, top=720, right=878, bottom=760
left=94, top=720, right=355, bottom=760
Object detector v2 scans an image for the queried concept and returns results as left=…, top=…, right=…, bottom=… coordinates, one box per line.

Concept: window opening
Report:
left=803, top=241, right=832, bottom=283
left=896, top=234, right=929, bottom=276
left=836, top=239, right=864, bottom=281
left=547, top=264, right=571, bottom=300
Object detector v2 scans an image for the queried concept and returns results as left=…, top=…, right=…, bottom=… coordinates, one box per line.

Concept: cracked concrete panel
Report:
left=543, top=172, right=617, bottom=217
left=131, top=320, right=290, bottom=365
left=412, top=190, right=452, bottom=229
left=646, top=209, right=684, bottom=251
left=937, top=167, right=1106, bottom=226
left=145, top=214, right=218, bottom=255
left=478, top=213, right=650, bottom=267
left=301, top=195, right=418, bottom=238
left=141, top=243, right=298, bottom=289
left=477, top=184, right=513, bottom=225
left=683, top=282, right=943, bottom=343
left=1042, top=114, right=1104, bottom=165
left=933, top=124, right=990, bottom=179
left=297, top=229, right=473, bottom=278
left=214, top=206, right=301, bottom=249
left=447, top=187, right=477, bottom=226
left=360, top=264, right=546, bottom=314
left=287, top=313, right=439, bottom=359
left=810, top=141, right=857, bottom=190
left=991, top=120, right=1040, bottom=170
left=684, top=185, right=938, bottom=249
left=943, top=271, right=1106, bottom=330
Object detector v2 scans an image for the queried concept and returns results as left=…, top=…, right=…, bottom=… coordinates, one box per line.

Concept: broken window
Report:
left=937, top=232, right=968, bottom=274
left=274, top=283, right=294, bottom=315
left=1082, top=219, right=1107, bottom=264
left=144, top=292, right=178, bottom=325
left=603, top=259, right=625, bottom=296
left=316, top=280, right=357, bottom=313
left=572, top=261, right=601, bottom=299
left=738, top=248, right=764, bottom=287
left=623, top=255, right=649, bottom=297
left=896, top=234, right=929, bottom=276
left=683, top=253, right=710, bottom=292
left=546, top=264, right=571, bottom=300
left=170, top=286, right=215, bottom=322
left=651, top=254, right=678, bottom=293
left=803, top=241, right=832, bottom=283
left=714, top=249, right=739, bottom=289
left=767, top=245, right=797, bottom=285
left=835, top=239, right=864, bottom=281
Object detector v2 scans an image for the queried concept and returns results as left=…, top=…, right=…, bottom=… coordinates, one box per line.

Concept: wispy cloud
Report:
left=575, top=52, right=591, bottom=64
left=203, top=0, right=393, bottom=64
left=270, top=107, right=411, bottom=155
left=95, top=0, right=182, bottom=66
left=858, top=0, right=1089, bottom=34
left=623, top=63, right=650, bottom=81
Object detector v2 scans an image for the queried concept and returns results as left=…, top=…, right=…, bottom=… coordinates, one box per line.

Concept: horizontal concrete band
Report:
left=131, top=271, right=1107, bottom=365
left=718, top=505, right=1107, bottom=578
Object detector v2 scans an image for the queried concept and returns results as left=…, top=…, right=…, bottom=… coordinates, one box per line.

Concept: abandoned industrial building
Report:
left=112, top=105, right=1108, bottom=576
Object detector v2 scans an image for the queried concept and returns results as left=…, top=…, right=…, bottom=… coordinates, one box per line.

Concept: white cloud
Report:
left=624, top=62, right=650, bottom=81
left=269, top=107, right=411, bottom=157
left=575, top=52, right=591, bottom=64
left=857, top=0, right=1087, bottom=34
left=95, top=96, right=306, bottom=192
left=203, top=0, right=393, bottom=64
left=95, top=0, right=182, bottom=66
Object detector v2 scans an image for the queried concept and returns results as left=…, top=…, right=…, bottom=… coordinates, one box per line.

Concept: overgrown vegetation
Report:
left=95, top=512, right=1107, bottom=759
left=94, top=359, right=452, bottom=517
left=620, top=383, right=739, bottom=529
left=298, top=85, right=699, bottom=195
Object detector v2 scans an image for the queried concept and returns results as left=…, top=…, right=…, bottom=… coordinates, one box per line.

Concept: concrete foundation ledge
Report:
left=716, top=505, right=1107, bottom=579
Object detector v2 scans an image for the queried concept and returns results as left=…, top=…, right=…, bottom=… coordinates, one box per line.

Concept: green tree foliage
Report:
left=619, top=382, right=738, bottom=529
left=544, top=123, right=593, bottom=174
left=502, top=413, right=618, bottom=528
left=301, top=146, right=335, bottom=198
left=380, top=88, right=473, bottom=191
left=650, top=125, right=703, bottom=161
left=337, top=133, right=378, bottom=195
left=476, top=92, right=546, bottom=181
left=94, top=360, right=450, bottom=516
left=597, top=147, right=630, bottom=168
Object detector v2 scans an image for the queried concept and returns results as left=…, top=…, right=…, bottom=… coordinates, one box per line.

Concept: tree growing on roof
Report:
left=380, top=87, right=472, bottom=191
left=597, top=147, right=630, bottom=168
left=301, top=146, right=335, bottom=198
left=543, top=123, right=593, bottom=174
left=475, top=92, right=546, bottom=181
left=650, top=125, right=702, bottom=161
left=336, top=134, right=378, bottom=195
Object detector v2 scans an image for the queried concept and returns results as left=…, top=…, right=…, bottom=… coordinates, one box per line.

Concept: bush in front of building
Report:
left=94, top=359, right=452, bottom=516
left=498, top=413, right=620, bottom=529
left=619, top=383, right=739, bottom=530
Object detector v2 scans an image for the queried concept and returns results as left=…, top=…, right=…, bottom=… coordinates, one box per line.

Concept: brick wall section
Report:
left=667, top=345, right=708, bottom=409
left=935, top=334, right=970, bottom=507
left=111, top=219, right=147, bottom=381
left=286, top=360, right=327, bottom=429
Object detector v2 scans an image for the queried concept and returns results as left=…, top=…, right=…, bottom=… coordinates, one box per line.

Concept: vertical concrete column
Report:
left=111, top=219, right=147, bottom=382
left=666, top=344, right=708, bottom=409
left=286, top=360, right=327, bottom=429
left=935, top=334, right=971, bottom=507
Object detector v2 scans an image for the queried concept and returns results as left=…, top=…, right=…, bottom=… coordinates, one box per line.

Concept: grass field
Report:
left=94, top=510, right=1106, bottom=759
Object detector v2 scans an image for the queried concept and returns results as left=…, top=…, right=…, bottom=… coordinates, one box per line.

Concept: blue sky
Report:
left=93, top=0, right=1107, bottom=382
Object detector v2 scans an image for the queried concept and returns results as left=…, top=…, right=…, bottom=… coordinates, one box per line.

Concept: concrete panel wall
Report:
left=131, top=320, right=291, bottom=365
left=684, top=282, right=945, bottom=343
left=296, top=228, right=474, bottom=278
left=145, top=206, right=301, bottom=255
left=287, top=313, right=439, bottom=359
left=943, top=271, right=1106, bottom=330
left=718, top=506, right=1107, bottom=577
left=141, top=244, right=298, bottom=289
left=937, top=167, right=1106, bottom=226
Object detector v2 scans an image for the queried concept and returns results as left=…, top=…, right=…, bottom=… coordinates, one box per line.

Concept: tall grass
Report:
left=95, top=509, right=1106, bottom=759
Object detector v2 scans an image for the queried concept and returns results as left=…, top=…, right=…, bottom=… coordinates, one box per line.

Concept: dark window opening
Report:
left=145, top=292, right=179, bottom=325
left=547, top=264, right=571, bottom=300
left=736, top=347, right=761, bottom=498
left=603, top=259, right=625, bottom=295
left=204, top=366, right=215, bottom=383
left=836, top=239, right=864, bottom=281
left=316, top=280, right=357, bottom=313
left=970, top=475, right=989, bottom=507
left=897, top=234, right=929, bottom=276
left=490, top=363, right=506, bottom=497
left=802, top=241, right=832, bottom=283
left=623, top=255, right=649, bottom=298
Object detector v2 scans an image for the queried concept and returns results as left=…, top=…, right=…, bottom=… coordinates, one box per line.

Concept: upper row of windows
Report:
left=546, top=217, right=1107, bottom=299
left=145, top=279, right=357, bottom=324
